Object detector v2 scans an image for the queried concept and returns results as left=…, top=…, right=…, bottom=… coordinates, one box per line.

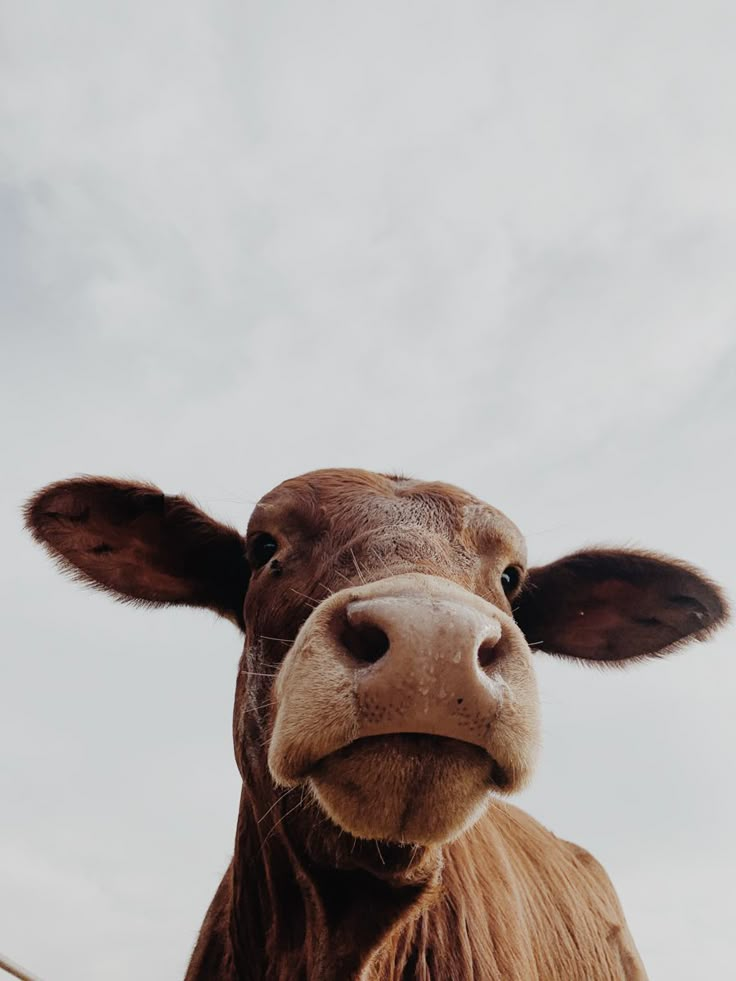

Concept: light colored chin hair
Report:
left=307, top=737, right=496, bottom=846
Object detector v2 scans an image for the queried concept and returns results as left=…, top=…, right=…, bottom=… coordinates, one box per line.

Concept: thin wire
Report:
left=0, top=953, right=42, bottom=981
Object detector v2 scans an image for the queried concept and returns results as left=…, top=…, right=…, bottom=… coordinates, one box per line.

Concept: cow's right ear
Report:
left=24, top=477, right=250, bottom=629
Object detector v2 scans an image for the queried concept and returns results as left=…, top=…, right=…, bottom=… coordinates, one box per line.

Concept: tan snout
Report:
left=268, top=573, right=538, bottom=794
left=345, top=591, right=507, bottom=751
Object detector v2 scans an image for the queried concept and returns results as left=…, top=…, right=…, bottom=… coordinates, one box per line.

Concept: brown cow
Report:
left=24, top=469, right=728, bottom=981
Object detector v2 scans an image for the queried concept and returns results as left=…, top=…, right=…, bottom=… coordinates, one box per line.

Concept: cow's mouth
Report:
left=314, top=733, right=510, bottom=787
left=306, top=733, right=509, bottom=846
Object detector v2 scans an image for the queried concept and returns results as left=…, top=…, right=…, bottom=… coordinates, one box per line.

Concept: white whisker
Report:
left=350, top=548, right=366, bottom=585
left=289, top=588, right=319, bottom=608
left=261, top=797, right=307, bottom=853
left=257, top=787, right=294, bottom=825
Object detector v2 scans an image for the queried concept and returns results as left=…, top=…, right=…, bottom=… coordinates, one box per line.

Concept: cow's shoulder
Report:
left=424, top=802, right=648, bottom=980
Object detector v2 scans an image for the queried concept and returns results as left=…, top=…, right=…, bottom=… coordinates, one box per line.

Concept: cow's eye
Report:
left=501, top=566, right=521, bottom=596
left=250, top=533, right=279, bottom=569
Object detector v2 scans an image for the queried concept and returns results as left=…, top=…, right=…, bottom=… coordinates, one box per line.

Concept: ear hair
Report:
left=515, top=547, right=729, bottom=664
left=24, top=476, right=250, bottom=628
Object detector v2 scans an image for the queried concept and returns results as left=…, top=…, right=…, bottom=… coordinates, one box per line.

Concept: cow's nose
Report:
left=338, top=592, right=508, bottom=746
left=343, top=597, right=503, bottom=671
left=268, top=573, right=535, bottom=792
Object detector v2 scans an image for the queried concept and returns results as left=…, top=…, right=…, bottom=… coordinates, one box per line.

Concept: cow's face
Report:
left=238, top=471, right=538, bottom=849
left=25, top=469, right=729, bottom=873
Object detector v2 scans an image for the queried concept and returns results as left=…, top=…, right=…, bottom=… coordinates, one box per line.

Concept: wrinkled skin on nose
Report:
left=268, top=573, right=539, bottom=845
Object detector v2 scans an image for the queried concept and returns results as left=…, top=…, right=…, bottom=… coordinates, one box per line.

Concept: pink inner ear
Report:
left=557, top=579, right=641, bottom=660
left=584, top=579, right=650, bottom=627
left=26, top=480, right=195, bottom=604
left=26, top=477, right=250, bottom=622
left=555, top=591, right=632, bottom=659
left=551, top=574, right=718, bottom=661
left=35, top=501, right=192, bottom=603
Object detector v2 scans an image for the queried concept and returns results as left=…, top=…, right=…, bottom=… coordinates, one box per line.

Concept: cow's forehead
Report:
left=248, top=469, right=526, bottom=560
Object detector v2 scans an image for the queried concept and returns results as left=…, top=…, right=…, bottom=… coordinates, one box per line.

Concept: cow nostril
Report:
left=341, top=622, right=390, bottom=665
left=477, top=639, right=501, bottom=670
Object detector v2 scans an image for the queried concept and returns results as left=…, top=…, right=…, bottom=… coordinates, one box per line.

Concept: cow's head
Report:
left=25, top=470, right=728, bottom=876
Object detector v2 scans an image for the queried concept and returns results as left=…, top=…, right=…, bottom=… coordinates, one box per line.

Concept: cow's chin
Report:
left=307, top=734, right=498, bottom=847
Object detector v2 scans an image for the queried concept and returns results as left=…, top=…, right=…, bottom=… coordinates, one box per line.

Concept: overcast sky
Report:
left=2, top=3, right=735, bottom=979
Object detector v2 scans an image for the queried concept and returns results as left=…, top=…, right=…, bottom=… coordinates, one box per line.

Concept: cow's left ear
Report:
left=514, top=548, right=729, bottom=663
left=24, top=477, right=250, bottom=629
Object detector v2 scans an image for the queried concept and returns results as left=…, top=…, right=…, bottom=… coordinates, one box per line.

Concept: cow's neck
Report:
left=228, top=778, right=440, bottom=981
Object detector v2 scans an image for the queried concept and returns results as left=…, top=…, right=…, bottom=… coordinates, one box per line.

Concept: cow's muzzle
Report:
left=267, top=573, right=539, bottom=843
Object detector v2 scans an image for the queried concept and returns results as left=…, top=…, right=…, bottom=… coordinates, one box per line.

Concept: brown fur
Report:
left=24, top=468, right=729, bottom=980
